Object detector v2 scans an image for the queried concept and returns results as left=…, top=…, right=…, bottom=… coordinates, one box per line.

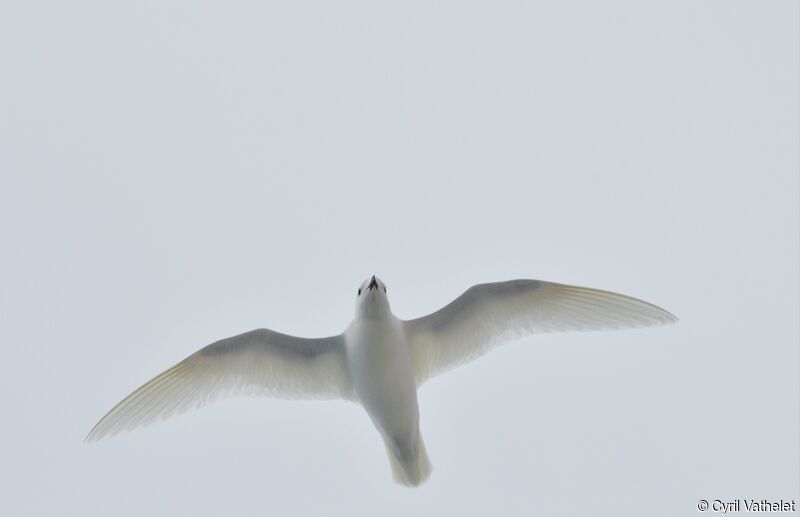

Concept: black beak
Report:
left=367, top=275, right=378, bottom=291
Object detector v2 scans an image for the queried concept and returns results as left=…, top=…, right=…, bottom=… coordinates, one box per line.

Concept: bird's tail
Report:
left=384, top=434, right=432, bottom=487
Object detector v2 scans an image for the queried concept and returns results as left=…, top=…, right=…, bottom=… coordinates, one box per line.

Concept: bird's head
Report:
left=355, top=275, right=390, bottom=317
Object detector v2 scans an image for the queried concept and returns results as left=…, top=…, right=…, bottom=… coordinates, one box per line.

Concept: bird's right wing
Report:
left=87, top=329, right=352, bottom=441
left=404, top=280, right=676, bottom=385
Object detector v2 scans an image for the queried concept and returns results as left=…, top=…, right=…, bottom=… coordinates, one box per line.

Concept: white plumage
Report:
left=88, top=276, right=676, bottom=486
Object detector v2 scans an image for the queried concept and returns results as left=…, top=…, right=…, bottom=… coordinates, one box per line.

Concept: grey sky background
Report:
left=1, top=2, right=797, bottom=516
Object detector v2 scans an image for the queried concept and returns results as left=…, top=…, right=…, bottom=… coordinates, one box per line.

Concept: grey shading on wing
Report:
left=87, top=329, right=352, bottom=442
left=404, top=280, right=676, bottom=385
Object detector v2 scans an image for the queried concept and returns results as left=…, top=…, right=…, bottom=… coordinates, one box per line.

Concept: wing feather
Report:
left=87, top=329, right=351, bottom=441
left=404, top=280, right=676, bottom=385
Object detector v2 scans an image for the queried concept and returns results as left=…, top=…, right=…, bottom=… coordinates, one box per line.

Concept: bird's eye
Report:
left=357, top=288, right=362, bottom=296
left=384, top=287, right=387, bottom=293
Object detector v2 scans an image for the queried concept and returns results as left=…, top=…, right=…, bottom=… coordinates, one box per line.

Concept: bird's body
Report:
left=88, top=275, right=676, bottom=486
left=347, top=314, right=418, bottom=448
left=345, top=307, right=428, bottom=484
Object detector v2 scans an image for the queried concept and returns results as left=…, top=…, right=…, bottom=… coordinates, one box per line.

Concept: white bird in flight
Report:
left=88, top=276, right=676, bottom=486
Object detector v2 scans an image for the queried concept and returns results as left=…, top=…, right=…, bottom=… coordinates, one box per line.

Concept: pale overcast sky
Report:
left=1, top=2, right=797, bottom=516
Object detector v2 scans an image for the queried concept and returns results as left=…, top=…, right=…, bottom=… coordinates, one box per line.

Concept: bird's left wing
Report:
left=87, top=329, right=352, bottom=441
left=403, top=280, right=676, bottom=386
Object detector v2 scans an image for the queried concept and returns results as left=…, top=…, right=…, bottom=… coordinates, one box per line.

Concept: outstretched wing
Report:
left=404, top=280, right=676, bottom=385
left=87, top=329, right=352, bottom=441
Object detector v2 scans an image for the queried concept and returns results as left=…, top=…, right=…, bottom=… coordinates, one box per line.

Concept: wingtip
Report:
left=662, top=309, right=679, bottom=325
left=85, top=422, right=110, bottom=443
